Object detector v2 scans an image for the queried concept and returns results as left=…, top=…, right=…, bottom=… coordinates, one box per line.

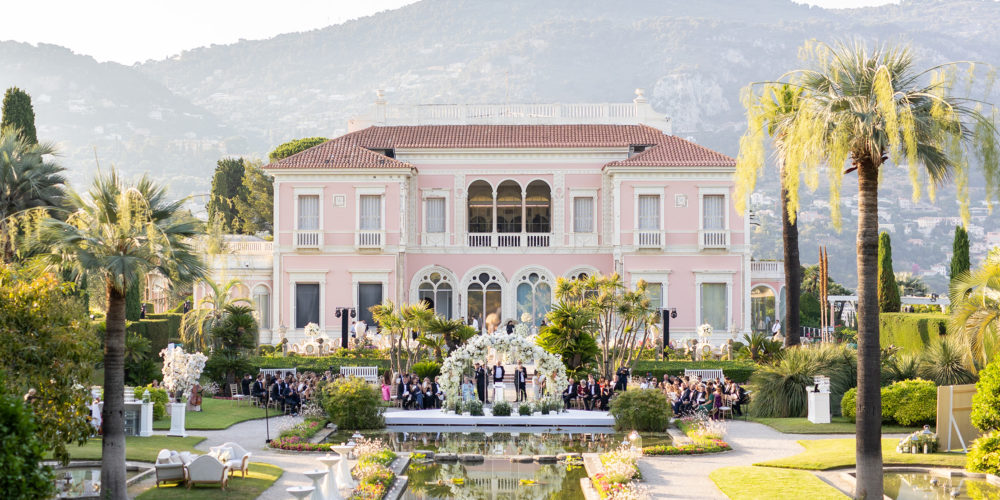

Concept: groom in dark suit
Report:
left=515, top=361, right=528, bottom=402
left=474, top=362, right=486, bottom=403
left=492, top=362, right=505, bottom=402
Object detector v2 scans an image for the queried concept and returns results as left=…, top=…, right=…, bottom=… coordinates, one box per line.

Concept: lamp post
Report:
left=335, top=307, right=357, bottom=349
left=661, top=308, right=677, bottom=360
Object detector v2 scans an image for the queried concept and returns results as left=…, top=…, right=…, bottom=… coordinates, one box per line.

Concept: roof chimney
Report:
left=375, top=89, right=387, bottom=125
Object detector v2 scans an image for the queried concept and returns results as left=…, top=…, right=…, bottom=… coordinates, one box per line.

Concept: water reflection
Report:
left=883, top=472, right=1000, bottom=499
left=403, top=457, right=586, bottom=500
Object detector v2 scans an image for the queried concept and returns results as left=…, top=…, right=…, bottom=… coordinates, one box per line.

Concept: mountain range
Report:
left=3, top=0, right=1000, bottom=292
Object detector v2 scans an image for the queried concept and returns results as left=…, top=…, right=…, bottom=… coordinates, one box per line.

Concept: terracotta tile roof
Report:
left=264, top=124, right=733, bottom=170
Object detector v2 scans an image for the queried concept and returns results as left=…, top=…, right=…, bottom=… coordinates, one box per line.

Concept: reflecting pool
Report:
left=402, top=457, right=586, bottom=500
left=884, top=472, right=1000, bottom=499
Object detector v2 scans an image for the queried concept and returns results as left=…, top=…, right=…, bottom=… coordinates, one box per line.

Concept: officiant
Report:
left=474, top=362, right=486, bottom=403
left=491, top=362, right=505, bottom=402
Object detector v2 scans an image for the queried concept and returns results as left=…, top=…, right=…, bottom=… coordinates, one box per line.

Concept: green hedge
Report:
left=146, top=313, right=182, bottom=344
left=879, top=313, right=949, bottom=354
left=249, top=356, right=391, bottom=375
left=126, top=319, right=171, bottom=354
left=631, top=360, right=758, bottom=383
left=842, top=378, right=937, bottom=426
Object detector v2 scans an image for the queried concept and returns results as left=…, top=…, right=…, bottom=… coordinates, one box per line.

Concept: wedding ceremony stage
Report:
left=384, top=408, right=614, bottom=427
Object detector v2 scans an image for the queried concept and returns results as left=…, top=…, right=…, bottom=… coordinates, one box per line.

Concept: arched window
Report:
left=418, top=271, right=453, bottom=319
left=496, top=180, right=522, bottom=233
left=525, top=180, right=551, bottom=233
left=467, top=181, right=493, bottom=233
left=467, top=272, right=502, bottom=330
left=252, top=285, right=271, bottom=329
left=751, top=285, right=776, bottom=333
left=516, top=272, right=552, bottom=326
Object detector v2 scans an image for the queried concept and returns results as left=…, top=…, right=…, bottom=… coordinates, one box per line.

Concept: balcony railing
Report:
left=466, top=232, right=551, bottom=248
left=751, top=261, right=783, bottom=274
left=356, top=230, right=384, bottom=250
left=636, top=230, right=662, bottom=249
left=295, top=231, right=322, bottom=249
left=699, top=230, right=730, bottom=250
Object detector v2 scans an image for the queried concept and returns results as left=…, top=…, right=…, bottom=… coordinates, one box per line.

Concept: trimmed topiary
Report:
left=412, top=360, right=441, bottom=380
left=518, top=403, right=533, bottom=416
left=971, top=359, right=1000, bottom=433
left=465, top=400, right=484, bottom=416
left=883, top=379, right=936, bottom=426
left=841, top=388, right=857, bottom=420
left=608, top=388, right=671, bottom=432
left=967, top=431, right=1000, bottom=475
left=492, top=401, right=512, bottom=416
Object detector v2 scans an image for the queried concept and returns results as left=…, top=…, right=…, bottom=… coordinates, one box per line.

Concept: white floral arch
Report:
left=439, top=333, right=568, bottom=409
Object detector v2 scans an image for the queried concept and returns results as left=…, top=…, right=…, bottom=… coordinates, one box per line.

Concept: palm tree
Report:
left=0, top=125, right=65, bottom=261
left=35, top=169, right=205, bottom=500
left=950, top=261, right=1000, bottom=370
left=423, top=316, right=477, bottom=352
left=538, top=302, right=599, bottom=375
left=740, top=84, right=805, bottom=346
left=371, top=302, right=434, bottom=376
left=181, top=278, right=250, bottom=350
left=737, top=41, right=999, bottom=499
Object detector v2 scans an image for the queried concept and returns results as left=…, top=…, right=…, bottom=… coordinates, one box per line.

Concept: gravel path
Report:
left=638, top=421, right=855, bottom=499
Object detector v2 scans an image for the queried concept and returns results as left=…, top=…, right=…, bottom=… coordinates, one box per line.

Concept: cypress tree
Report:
left=1, top=87, right=38, bottom=144
left=206, top=157, right=247, bottom=232
left=950, top=225, right=970, bottom=285
left=125, top=279, right=141, bottom=322
left=878, top=231, right=901, bottom=313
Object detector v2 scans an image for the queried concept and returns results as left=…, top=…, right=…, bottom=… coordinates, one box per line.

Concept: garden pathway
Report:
left=639, top=421, right=869, bottom=499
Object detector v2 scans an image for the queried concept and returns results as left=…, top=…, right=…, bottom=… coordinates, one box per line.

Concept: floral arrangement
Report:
left=897, top=426, right=938, bottom=453
left=159, top=345, right=207, bottom=401
left=269, top=419, right=331, bottom=451
left=201, top=382, right=220, bottom=397
left=642, top=440, right=731, bottom=456
left=304, top=322, right=321, bottom=337
left=514, top=322, right=531, bottom=337
left=697, top=323, right=713, bottom=340
left=677, top=415, right=727, bottom=442
left=349, top=438, right=397, bottom=500
left=348, top=482, right=386, bottom=500
left=438, top=333, right=568, bottom=411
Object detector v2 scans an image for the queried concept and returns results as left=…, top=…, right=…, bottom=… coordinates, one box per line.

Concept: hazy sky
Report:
left=5, top=0, right=898, bottom=65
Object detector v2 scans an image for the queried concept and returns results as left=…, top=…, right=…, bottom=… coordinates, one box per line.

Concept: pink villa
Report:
left=201, top=92, right=785, bottom=346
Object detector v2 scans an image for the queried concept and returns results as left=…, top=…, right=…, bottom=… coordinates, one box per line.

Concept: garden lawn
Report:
left=153, top=398, right=267, bottom=430
left=749, top=417, right=918, bottom=435
left=56, top=436, right=205, bottom=462
left=755, top=438, right=966, bottom=470
left=135, top=463, right=282, bottom=499
left=709, top=466, right=848, bottom=500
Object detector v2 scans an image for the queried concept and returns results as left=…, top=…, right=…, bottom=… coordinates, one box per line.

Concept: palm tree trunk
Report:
left=102, top=284, right=128, bottom=500
left=855, top=159, right=884, bottom=500
left=781, top=172, right=802, bottom=346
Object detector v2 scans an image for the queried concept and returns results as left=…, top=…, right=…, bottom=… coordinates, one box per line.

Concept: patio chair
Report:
left=229, top=384, right=247, bottom=406
left=215, top=442, right=252, bottom=477
left=186, top=455, right=230, bottom=489
left=154, top=449, right=186, bottom=487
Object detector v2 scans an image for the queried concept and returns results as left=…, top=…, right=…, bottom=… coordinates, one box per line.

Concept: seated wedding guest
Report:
left=251, top=374, right=266, bottom=405
left=576, top=378, right=588, bottom=408
left=433, top=376, right=445, bottom=406
left=585, top=375, right=599, bottom=410
left=241, top=373, right=253, bottom=396
left=411, top=381, right=425, bottom=409
left=401, top=380, right=414, bottom=410
left=381, top=377, right=392, bottom=402
left=285, top=386, right=302, bottom=415
left=599, top=377, right=613, bottom=411
left=696, top=385, right=712, bottom=414
left=562, top=377, right=578, bottom=409
left=673, top=384, right=692, bottom=415
left=711, top=386, right=725, bottom=420
left=422, top=378, right=436, bottom=409
left=461, top=377, right=475, bottom=402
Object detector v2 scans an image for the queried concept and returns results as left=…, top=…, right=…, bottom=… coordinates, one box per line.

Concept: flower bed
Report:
left=590, top=445, right=648, bottom=499
left=642, top=440, right=731, bottom=456
left=268, top=419, right=331, bottom=452
left=349, top=438, right=398, bottom=500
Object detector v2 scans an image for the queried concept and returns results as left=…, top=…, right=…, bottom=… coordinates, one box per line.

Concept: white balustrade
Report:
left=526, top=233, right=550, bottom=247
left=497, top=234, right=521, bottom=247
left=699, top=230, right=730, bottom=250
left=356, top=230, right=384, bottom=249
left=635, top=231, right=662, bottom=249
left=295, top=231, right=322, bottom=249
left=468, top=233, right=492, bottom=247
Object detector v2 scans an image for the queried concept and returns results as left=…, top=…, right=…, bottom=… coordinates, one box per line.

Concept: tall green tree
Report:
left=951, top=225, right=971, bottom=287
left=35, top=170, right=205, bottom=500
left=1, top=87, right=37, bottom=144
left=232, top=159, right=273, bottom=235
left=206, top=157, right=246, bottom=232
left=538, top=302, right=599, bottom=377
left=0, top=265, right=98, bottom=465
left=0, top=126, right=65, bottom=261
left=269, top=136, right=327, bottom=161
left=203, top=304, right=257, bottom=395
left=0, top=386, right=56, bottom=499
left=735, top=41, right=1000, bottom=499
left=879, top=232, right=901, bottom=312
left=738, top=84, right=805, bottom=346
left=180, top=279, right=250, bottom=351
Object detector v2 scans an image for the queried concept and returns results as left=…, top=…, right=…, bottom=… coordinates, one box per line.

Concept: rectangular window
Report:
left=297, top=195, right=319, bottom=230
left=254, top=291, right=271, bottom=329
left=700, top=283, right=728, bottom=331
left=703, top=194, right=725, bottom=230
left=573, top=197, right=594, bottom=233
left=638, top=195, right=660, bottom=230
left=647, top=282, right=663, bottom=322
left=359, top=195, right=381, bottom=230
left=295, top=283, right=320, bottom=329
left=358, top=283, right=383, bottom=327
left=426, top=197, right=446, bottom=233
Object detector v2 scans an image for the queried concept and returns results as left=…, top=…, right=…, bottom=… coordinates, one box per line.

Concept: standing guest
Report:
left=461, top=377, right=475, bottom=402
left=241, top=373, right=253, bottom=396
left=492, top=362, right=505, bottom=402
left=538, top=372, right=547, bottom=398
left=531, top=371, right=541, bottom=400
left=711, top=386, right=725, bottom=420
left=515, top=361, right=528, bottom=402
left=471, top=316, right=480, bottom=333
left=474, top=363, right=486, bottom=403
left=380, top=377, right=392, bottom=402
left=615, top=365, right=630, bottom=391
left=90, top=397, right=102, bottom=434
left=506, top=320, right=515, bottom=334
left=599, top=377, right=613, bottom=411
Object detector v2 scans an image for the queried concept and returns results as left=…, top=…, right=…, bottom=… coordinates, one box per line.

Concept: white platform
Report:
left=384, top=408, right=614, bottom=428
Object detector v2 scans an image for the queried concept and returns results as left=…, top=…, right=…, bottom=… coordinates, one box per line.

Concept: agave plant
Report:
left=919, top=337, right=977, bottom=386
left=884, top=353, right=920, bottom=383
left=748, top=344, right=857, bottom=418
